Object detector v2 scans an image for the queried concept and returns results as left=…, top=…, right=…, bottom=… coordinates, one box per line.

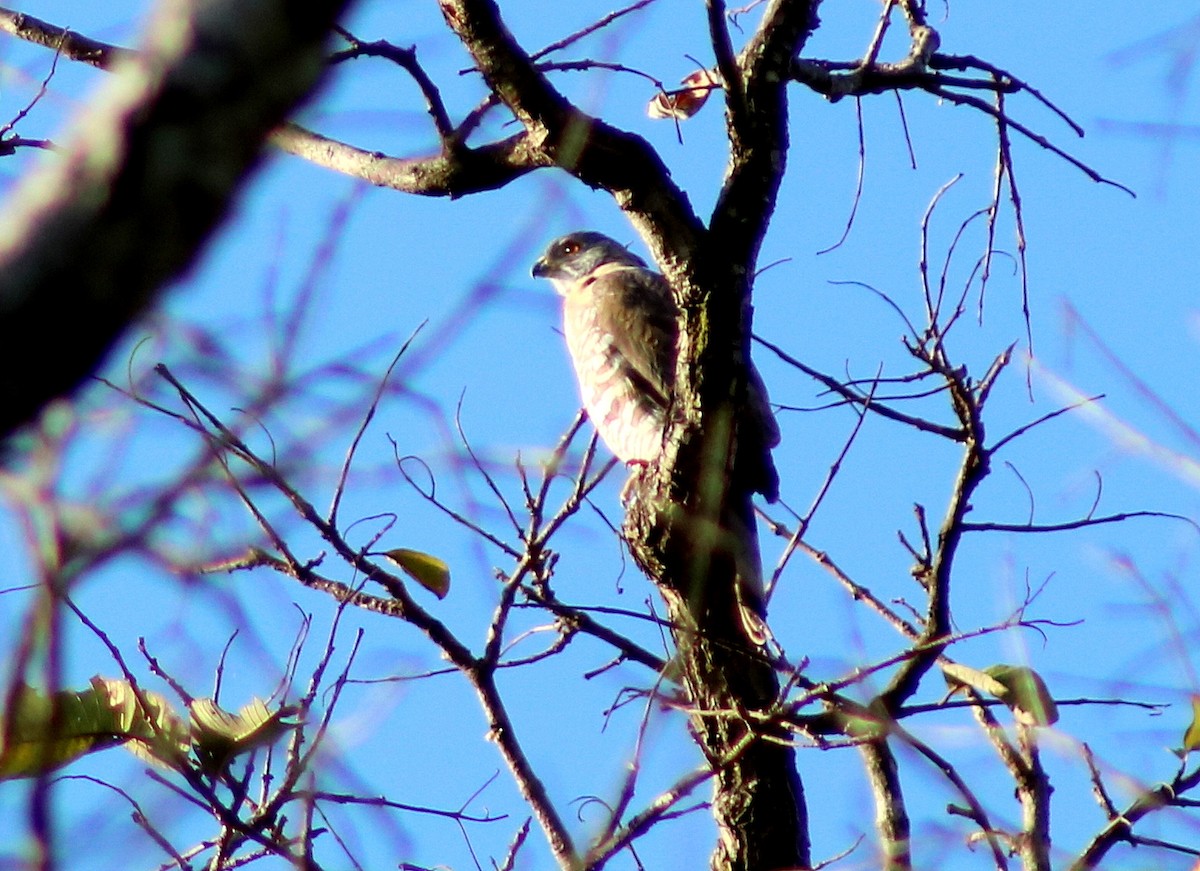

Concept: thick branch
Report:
left=0, top=8, right=551, bottom=202
left=860, top=739, right=912, bottom=870
left=437, top=16, right=814, bottom=864
left=0, top=8, right=132, bottom=67
left=0, top=0, right=352, bottom=440
left=710, top=0, right=818, bottom=272
left=272, top=125, right=545, bottom=196
left=436, top=0, right=708, bottom=272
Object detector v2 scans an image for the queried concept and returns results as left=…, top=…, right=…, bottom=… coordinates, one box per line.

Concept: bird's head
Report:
left=531, top=231, right=647, bottom=288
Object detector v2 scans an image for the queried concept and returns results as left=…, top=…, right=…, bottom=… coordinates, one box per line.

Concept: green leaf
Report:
left=941, top=662, right=1059, bottom=726
left=982, top=664, right=1059, bottom=726
left=1182, top=696, right=1200, bottom=752
left=0, top=680, right=300, bottom=779
left=189, top=697, right=297, bottom=769
left=0, top=681, right=125, bottom=779
left=941, top=662, right=1009, bottom=699
left=385, top=548, right=451, bottom=599
left=837, top=699, right=893, bottom=741
left=92, top=677, right=189, bottom=767
left=0, top=684, right=110, bottom=778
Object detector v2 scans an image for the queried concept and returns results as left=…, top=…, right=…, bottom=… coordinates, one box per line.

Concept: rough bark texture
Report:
left=440, top=1, right=820, bottom=867
left=2, top=2, right=1148, bottom=868
left=627, top=476, right=810, bottom=870
left=2, top=1, right=818, bottom=867
left=623, top=297, right=811, bottom=869
left=619, top=4, right=820, bottom=866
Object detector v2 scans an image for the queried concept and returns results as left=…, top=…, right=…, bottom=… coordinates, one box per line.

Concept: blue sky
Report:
left=2, top=2, right=1199, bottom=869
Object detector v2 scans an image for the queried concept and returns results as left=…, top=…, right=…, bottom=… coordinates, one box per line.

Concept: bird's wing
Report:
left=745, top=363, right=781, bottom=500
left=587, top=264, right=678, bottom=410
left=580, top=261, right=780, bottom=499
left=747, top=364, right=780, bottom=449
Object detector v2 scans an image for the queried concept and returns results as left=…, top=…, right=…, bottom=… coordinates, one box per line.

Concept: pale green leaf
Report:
left=942, top=662, right=1059, bottom=726
left=982, top=664, right=1059, bottom=726
left=385, top=548, right=451, bottom=599
left=92, top=677, right=189, bottom=767
left=189, top=697, right=297, bottom=767
left=1182, top=696, right=1200, bottom=752
left=0, top=682, right=123, bottom=779
left=940, top=662, right=1009, bottom=699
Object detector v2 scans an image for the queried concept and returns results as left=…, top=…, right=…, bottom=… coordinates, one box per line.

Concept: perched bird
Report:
left=532, top=230, right=779, bottom=642
left=530, top=230, right=779, bottom=499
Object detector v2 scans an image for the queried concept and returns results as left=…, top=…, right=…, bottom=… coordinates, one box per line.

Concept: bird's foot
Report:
left=619, top=460, right=651, bottom=505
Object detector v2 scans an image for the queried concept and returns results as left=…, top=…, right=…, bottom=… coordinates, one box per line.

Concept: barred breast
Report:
left=562, top=298, right=667, bottom=465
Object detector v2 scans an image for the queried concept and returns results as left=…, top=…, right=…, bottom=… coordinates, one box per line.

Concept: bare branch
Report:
left=961, top=510, right=1197, bottom=535
left=273, top=124, right=545, bottom=195
left=331, top=34, right=456, bottom=141
left=0, top=8, right=132, bottom=68
left=859, top=738, right=912, bottom=870
left=436, top=0, right=706, bottom=260
left=530, top=0, right=659, bottom=60
left=754, top=335, right=966, bottom=441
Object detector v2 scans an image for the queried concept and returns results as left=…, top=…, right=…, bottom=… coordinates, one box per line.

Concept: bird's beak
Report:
left=531, top=257, right=550, bottom=279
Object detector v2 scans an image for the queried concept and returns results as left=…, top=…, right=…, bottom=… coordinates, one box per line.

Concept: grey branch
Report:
left=0, top=0, right=353, bottom=440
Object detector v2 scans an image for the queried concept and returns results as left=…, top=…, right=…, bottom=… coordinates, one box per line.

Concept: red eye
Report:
left=561, top=242, right=579, bottom=256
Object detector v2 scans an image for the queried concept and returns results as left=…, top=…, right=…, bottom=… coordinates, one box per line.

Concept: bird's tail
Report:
left=729, top=499, right=770, bottom=646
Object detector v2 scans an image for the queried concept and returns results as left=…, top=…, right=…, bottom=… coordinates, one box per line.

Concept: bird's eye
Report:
left=561, top=242, right=579, bottom=256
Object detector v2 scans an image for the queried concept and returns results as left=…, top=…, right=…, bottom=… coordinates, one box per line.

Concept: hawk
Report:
left=532, top=230, right=779, bottom=642
left=531, top=231, right=779, bottom=499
